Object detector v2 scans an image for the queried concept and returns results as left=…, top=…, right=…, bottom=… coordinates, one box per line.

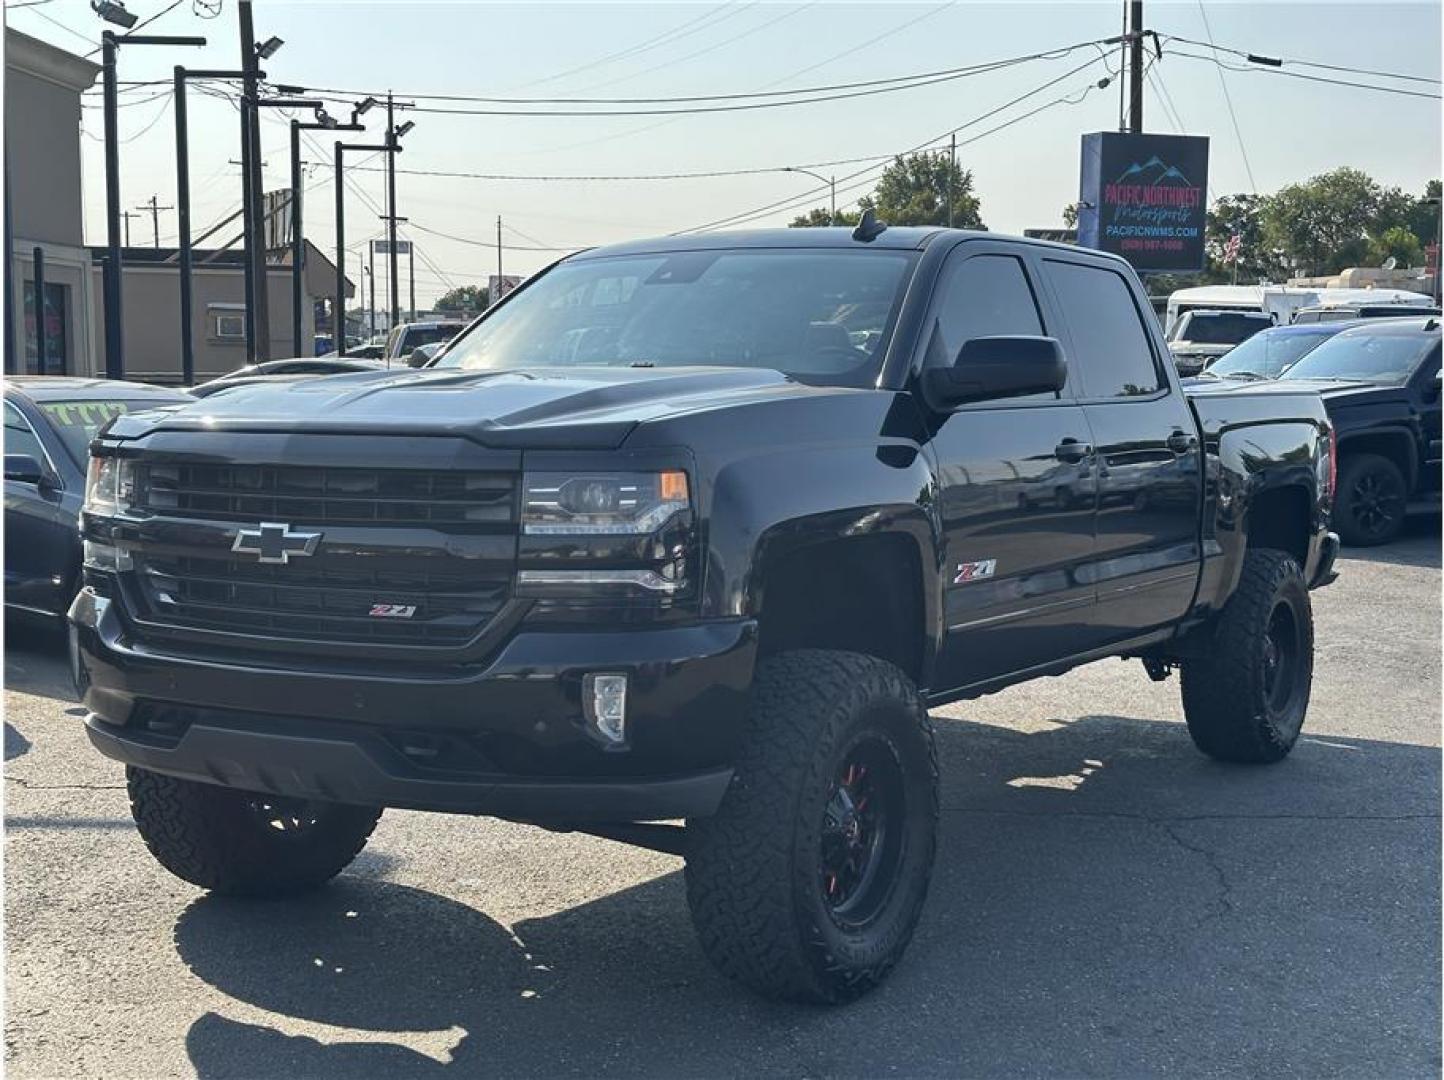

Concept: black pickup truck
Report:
left=73, top=223, right=1339, bottom=1004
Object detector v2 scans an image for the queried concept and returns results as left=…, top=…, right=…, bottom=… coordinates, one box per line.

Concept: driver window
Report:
left=923, top=252, right=1064, bottom=403
left=4, top=401, right=46, bottom=463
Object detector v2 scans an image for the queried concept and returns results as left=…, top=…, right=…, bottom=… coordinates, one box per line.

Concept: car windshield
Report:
left=1207, top=329, right=1337, bottom=380
left=1280, top=330, right=1439, bottom=386
left=1173, top=312, right=1271, bottom=345
left=435, top=249, right=915, bottom=387
left=33, top=398, right=147, bottom=466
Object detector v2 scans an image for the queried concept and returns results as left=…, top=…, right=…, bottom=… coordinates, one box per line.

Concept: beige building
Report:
left=5, top=28, right=100, bottom=376
left=87, top=242, right=352, bottom=385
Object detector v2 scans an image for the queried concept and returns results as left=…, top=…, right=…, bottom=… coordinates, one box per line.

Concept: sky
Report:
left=8, top=0, right=1442, bottom=309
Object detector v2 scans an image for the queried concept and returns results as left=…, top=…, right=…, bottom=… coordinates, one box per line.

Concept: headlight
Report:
left=83, top=456, right=134, bottom=516
left=522, top=470, right=689, bottom=534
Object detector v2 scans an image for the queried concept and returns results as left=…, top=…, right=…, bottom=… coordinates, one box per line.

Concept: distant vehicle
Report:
left=1193, top=321, right=1368, bottom=382
left=383, top=320, right=467, bottom=362
left=343, top=343, right=386, bottom=360
left=1165, top=284, right=1436, bottom=336
left=1278, top=318, right=1441, bottom=545
left=4, top=377, right=190, bottom=622
left=1292, top=302, right=1442, bottom=324
left=190, top=357, right=385, bottom=397
left=1166, top=309, right=1274, bottom=376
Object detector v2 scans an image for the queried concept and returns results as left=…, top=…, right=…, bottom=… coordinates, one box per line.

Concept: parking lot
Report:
left=4, top=520, right=1439, bottom=1079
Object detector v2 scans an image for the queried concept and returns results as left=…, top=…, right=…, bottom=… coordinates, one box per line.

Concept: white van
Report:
left=1165, top=284, right=1436, bottom=335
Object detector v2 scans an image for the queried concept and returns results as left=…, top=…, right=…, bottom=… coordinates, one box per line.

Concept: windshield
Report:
left=435, top=249, right=914, bottom=386
left=1280, top=330, right=1440, bottom=385
left=1172, top=312, right=1271, bottom=345
left=34, top=398, right=142, bottom=466
left=1207, top=329, right=1337, bottom=380
left=399, top=326, right=462, bottom=354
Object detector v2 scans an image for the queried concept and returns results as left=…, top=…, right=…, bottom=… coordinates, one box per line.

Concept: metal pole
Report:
left=3, top=158, right=14, bottom=374
left=408, top=239, right=415, bottom=320
left=101, top=31, right=124, bottom=378
left=239, top=101, right=257, bottom=361
left=290, top=120, right=304, bottom=357
left=122, top=211, right=132, bottom=247
left=497, top=215, right=503, bottom=293
left=1128, top=0, right=1144, bottom=134
left=239, top=1, right=270, bottom=360
left=947, top=133, right=955, bottom=227
left=368, top=243, right=375, bottom=338
left=175, top=67, right=194, bottom=385
left=334, top=141, right=345, bottom=354
left=386, top=92, right=400, bottom=327
left=32, top=247, right=47, bottom=375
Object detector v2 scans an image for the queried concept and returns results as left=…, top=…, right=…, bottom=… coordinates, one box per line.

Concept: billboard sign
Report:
left=1077, top=132, right=1209, bottom=272
left=371, top=239, right=413, bottom=255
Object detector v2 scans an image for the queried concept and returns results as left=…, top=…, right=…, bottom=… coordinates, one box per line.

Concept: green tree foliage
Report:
left=435, top=285, right=489, bottom=314
left=1261, top=167, right=1382, bottom=275
left=1368, top=225, right=1424, bottom=268
left=788, top=151, right=983, bottom=229
left=1205, top=193, right=1285, bottom=282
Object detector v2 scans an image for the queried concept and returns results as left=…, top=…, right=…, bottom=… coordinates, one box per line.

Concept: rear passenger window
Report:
left=924, top=253, right=1064, bottom=402
left=1044, top=260, right=1161, bottom=398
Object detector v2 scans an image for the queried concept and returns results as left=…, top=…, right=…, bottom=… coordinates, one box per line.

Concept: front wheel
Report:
left=1335, top=453, right=1408, bottom=546
left=1179, top=548, right=1314, bottom=763
left=127, top=767, right=382, bottom=897
left=684, top=651, right=938, bottom=1004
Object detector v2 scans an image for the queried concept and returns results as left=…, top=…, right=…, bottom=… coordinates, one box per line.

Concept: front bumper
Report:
left=71, top=588, right=755, bottom=822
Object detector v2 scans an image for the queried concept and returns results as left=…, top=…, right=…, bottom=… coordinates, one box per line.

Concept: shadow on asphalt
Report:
left=4, top=620, right=77, bottom=704
left=174, top=712, right=1442, bottom=1079
left=1338, top=512, right=1441, bottom=569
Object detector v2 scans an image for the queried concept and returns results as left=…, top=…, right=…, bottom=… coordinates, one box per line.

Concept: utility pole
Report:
left=121, top=210, right=135, bottom=247
left=497, top=215, right=503, bottom=295
left=1128, top=0, right=1144, bottom=134
left=408, top=239, right=415, bottom=320
left=941, top=134, right=953, bottom=229
left=97, top=27, right=205, bottom=379
left=238, top=1, right=279, bottom=362
left=136, top=194, right=172, bottom=248
left=367, top=243, right=375, bottom=338
left=386, top=92, right=400, bottom=327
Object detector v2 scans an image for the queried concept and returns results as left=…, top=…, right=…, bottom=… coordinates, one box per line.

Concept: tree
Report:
left=1368, top=225, right=1424, bottom=268
left=1205, top=193, right=1284, bottom=282
left=788, top=206, right=860, bottom=228
left=1261, top=167, right=1382, bottom=276
left=869, top=152, right=983, bottom=228
left=435, top=285, right=489, bottom=314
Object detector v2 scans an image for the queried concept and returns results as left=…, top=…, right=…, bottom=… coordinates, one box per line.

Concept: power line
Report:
left=1194, top=1, right=1256, bottom=193
left=1168, top=47, right=1443, bottom=101
left=1161, top=33, right=1442, bottom=85
left=750, top=0, right=956, bottom=92
left=676, top=52, right=1107, bottom=235
left=14, top=5, right=96, bottom=47
left=283, top=38, right=1108, bottom=116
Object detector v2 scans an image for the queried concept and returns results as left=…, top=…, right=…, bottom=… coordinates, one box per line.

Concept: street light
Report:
left=384, top=107, right=414, bottom=326
left=783, top=166, right=836, bottom=225
left=90, top=0, right=137, bottom=28
left=255, top=36, right=284, bottom=59
left=95, top=25, right=205, bottom=377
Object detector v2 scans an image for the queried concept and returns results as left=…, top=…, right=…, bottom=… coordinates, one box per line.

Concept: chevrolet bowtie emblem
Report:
left=231, top=522, right=323, bottom=564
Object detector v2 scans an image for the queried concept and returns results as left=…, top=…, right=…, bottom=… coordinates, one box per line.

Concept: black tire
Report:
left=126, top=767, right=381, bottom=897
left=1179, top=548, right=1314, bottom=764
left=684, top=650, right=939, bottom=1004
left=1335, top=452, right=1408, bottom=546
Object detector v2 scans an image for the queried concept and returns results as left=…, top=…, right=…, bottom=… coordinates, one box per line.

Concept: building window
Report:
left=213, top=312, right=246, bottom=340
left=23, top=281, right=68, bottom=375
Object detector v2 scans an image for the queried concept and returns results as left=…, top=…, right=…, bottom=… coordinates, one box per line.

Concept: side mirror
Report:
left=922, top=335, right=1067, bottom=409
left=407, top=347, right=431, bottom=368
left=4, top=454, right=47, bottom=485
left=1427, top=369, right=1442, bottom=403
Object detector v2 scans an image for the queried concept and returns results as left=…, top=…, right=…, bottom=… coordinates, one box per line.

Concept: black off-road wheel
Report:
left=684, top=651, right=939, bottom=1004
left=1335, top=452, right=1408, bottom=546
left=1179, top=548, right=1314, bottom=764
left=127, top=767, right=382, bottom=897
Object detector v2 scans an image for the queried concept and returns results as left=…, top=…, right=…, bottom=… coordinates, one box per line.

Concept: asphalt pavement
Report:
left=5, top=520, right=1440, bottom=1078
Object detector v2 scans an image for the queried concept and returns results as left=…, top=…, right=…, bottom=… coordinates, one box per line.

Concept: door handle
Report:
left=1054, top=438, right=1091, bottom=464
left=1166, top=429, right=1197, bottom=454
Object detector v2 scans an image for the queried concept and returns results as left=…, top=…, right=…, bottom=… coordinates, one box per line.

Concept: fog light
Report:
left=584, top=673, right=628, bottom=745
left=83, top=539, right=131, bottom=572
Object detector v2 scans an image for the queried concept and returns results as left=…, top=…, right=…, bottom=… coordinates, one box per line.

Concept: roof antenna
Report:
left=852, top=208, right=887, bottom=243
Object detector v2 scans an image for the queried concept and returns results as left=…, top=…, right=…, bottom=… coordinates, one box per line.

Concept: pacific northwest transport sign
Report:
left=1077, top=132, right=1210, bottom=273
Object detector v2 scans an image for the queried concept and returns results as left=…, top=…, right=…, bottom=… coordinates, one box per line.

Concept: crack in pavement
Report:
left=4, top=775, right=125, bottom=791
left=1160, top=820, right=1236, bottom=926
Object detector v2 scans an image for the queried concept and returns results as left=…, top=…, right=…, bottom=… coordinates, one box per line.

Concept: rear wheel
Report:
left=684, top=651, right=938, bottom=1004
left=1179, top=548, right=1314, bottom=763
left=1335, top=453, right=1407, bottom=546
left=127, top=767, right=381, bottom=897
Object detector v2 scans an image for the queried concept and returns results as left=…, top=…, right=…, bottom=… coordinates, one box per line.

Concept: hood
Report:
left=105, top=365, right=807, bottom=450
left=1169, top=342, right=1236, bottom=357
left=1182, top=375, right=1380, bottom=397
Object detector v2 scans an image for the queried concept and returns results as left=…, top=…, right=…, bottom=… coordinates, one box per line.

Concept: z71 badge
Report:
left=369, top=604, right=418, bottom=618
left=953, top=559, right=997, bottom=584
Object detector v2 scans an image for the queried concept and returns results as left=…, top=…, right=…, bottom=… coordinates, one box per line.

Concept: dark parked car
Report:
left=4, top=377, right=190, bottom=622
left=75, top=224, right=1337, bottom=1004
left=1193, top=320, right=1369, bottom=382
left=1276, top=317, right=1441, bottom=544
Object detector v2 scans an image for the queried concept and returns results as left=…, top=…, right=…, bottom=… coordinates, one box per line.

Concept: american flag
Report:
left=1223, top=234, right=1242, bottom=263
